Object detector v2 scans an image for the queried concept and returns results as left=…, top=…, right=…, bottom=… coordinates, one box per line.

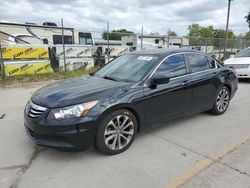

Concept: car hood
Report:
left=224, top=57, right=250, bottom=65
left=31, top=76, right=131, bottom=108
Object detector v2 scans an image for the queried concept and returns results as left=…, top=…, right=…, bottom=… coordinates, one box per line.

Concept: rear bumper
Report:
left=24, top=113, right=98, bottom=151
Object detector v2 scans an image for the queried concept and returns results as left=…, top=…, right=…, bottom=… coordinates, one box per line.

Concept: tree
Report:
left=187, top=24, right=236, bottom=47
left=102, top=29, right=134, bottom=40
left=187, top=24, right=235, bottom=39
left=187, top=24, right=201, bottom=37
left=213, top=29, right=235, bottom=39
left=245, top=12, right=250, bottom=29
left=212, top=29, right=235, bottom=49
left=187, top=24, right=202, bottom=46
left=200, top=25, right=214, bottom=38
left=168, top=30, right=177, bottom=37
left=245, top=31, right=250, bottom=40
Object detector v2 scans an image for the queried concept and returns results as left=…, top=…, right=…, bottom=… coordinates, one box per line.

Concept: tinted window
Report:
left=79, top=32, right=93, bottom=45
left=42, top=38, right=48, bottom=44
left=155, top=54, right=186, bottom=78
left=186, top=53, right=209, bottom=72
left=53, top=35, right=73, bottom=44
left=206, top=56, right=216, bottom=69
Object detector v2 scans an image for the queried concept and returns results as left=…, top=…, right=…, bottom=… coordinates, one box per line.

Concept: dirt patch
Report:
left=0, top=67, right=98, bottom=87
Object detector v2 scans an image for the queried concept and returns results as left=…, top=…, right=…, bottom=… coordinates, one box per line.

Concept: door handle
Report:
left=181, top=80, right=189, bottom=86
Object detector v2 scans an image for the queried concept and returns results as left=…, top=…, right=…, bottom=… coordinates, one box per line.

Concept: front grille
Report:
left=27, top=101, right=47, bottom=118
left=227, top=64, right=249, bottom=69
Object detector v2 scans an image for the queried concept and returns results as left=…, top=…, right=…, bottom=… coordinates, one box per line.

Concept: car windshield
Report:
left=235, top=48, right=250, bottom=58
left=94, top=54, right=160, bottom=82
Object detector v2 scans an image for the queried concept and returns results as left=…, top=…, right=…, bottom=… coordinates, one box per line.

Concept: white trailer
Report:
left=0, top=22, right=93, bottom=46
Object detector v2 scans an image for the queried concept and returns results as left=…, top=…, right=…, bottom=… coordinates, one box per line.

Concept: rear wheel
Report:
left=96, top=109, right=137, bottom=155
left=210, top=86, right=230, bottom=115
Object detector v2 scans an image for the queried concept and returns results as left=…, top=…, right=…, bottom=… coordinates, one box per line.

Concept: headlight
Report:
left=48, top=100, right=98, bottom=120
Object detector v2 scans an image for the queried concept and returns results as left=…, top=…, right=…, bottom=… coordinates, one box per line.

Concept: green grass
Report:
left=0, top=67, right=98, bottom=86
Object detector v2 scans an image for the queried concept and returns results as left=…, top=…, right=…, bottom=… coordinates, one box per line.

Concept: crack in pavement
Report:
left=0, top=165, right=25, bottom=171
left=149, top=132, right=211, bottom=159
left=149, top=132, right=250, bottom=185
left=219, top=161, right=250, bottom=178
left=9, top=147, right=47, bottom=188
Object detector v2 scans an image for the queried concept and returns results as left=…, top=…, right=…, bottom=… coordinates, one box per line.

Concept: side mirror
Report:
left=148, top=74, right=170, bottom=89
left=230, top=54, right=235, bottom=58
left=154, top=74, right=170, bottom=84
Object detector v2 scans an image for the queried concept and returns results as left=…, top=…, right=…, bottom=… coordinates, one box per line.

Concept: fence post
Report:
left=188, top=35, right=191, bottom=49
left=242, top=39, right=245, bottom=50
left=167, top=28, right=170, bottom=49
left=141, top=26, right=143, bottom=50
left=205, top=38, right=208, bottom=53
left=0, top=42, right=5, bottom=79
left=231, top=38, right=234, bottom=52
left=219, top=38, right=222, bottom=60
left=236, top=37, right=239, bottom=50
left=107, top=22, right=110, bottom=62
left=61, top=18, right=66, bottom=72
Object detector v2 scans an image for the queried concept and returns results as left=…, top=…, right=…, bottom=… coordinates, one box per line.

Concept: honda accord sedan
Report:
left=24, top=49, right=238, bottom=155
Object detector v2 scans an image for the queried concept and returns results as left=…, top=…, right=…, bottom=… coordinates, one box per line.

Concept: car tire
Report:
left=96, top=109, right=137, bottom=155
left=210, top=86, right=230, bottom=115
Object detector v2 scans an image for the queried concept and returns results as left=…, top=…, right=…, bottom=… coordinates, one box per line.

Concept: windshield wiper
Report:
left=102, top=76, right=119, bottom=81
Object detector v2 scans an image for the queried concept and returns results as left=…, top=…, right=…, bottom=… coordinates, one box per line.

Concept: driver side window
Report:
left=155, top=54, right=186, bottom=78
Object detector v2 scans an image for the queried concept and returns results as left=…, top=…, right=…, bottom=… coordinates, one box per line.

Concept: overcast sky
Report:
left=0, top=0, right=249, bottom=36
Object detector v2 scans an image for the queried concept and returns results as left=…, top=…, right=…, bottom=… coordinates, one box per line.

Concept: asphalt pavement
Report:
left=0, top=80, right=250, bottom=188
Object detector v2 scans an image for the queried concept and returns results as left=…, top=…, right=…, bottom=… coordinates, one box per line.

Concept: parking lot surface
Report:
left=0, top=81, right=250, bottom=188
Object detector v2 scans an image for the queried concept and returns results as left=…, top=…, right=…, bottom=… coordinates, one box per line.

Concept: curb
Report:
left=0, top=80, right=56, bottom=89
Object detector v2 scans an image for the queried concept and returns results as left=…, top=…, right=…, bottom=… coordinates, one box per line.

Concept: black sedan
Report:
left=24, top=49, right=238, bottom=155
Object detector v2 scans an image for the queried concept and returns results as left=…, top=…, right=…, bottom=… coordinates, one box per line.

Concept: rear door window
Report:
left=186, top=53, right=209, bottom=73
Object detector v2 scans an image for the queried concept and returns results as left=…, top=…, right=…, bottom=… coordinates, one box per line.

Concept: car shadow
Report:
left=36, top=113, right=207, bottom=160
left=144, top=113, right=206, bottom=135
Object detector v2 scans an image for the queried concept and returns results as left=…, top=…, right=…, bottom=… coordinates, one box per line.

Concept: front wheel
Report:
left=210, top=86, right=230, bottom=115
left=96, top=109, right=137, bottom=155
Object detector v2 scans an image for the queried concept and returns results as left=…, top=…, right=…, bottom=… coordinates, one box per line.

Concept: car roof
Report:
left=129, top=48, right=200, bottom=57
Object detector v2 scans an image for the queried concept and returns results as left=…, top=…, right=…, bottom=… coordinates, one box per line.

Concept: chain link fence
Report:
left=188, top=36, right=250, bottom=60
left=0, top=23, right=250, bottom=78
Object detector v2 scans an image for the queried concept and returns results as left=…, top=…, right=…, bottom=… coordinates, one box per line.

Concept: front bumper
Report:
left=24, top=112, right=98, bottom=151
left=236, top=69, right=250, bottom=78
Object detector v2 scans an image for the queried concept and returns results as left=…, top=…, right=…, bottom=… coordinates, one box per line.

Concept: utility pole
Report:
left=61, top=18, right=66, bottom=71
left=224, top=0, right=233, bottom=59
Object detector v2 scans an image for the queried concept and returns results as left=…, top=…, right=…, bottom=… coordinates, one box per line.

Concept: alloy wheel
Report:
left=216, top=88, right=230, bottom=112
left=104, top=115, right=134, bottom=150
